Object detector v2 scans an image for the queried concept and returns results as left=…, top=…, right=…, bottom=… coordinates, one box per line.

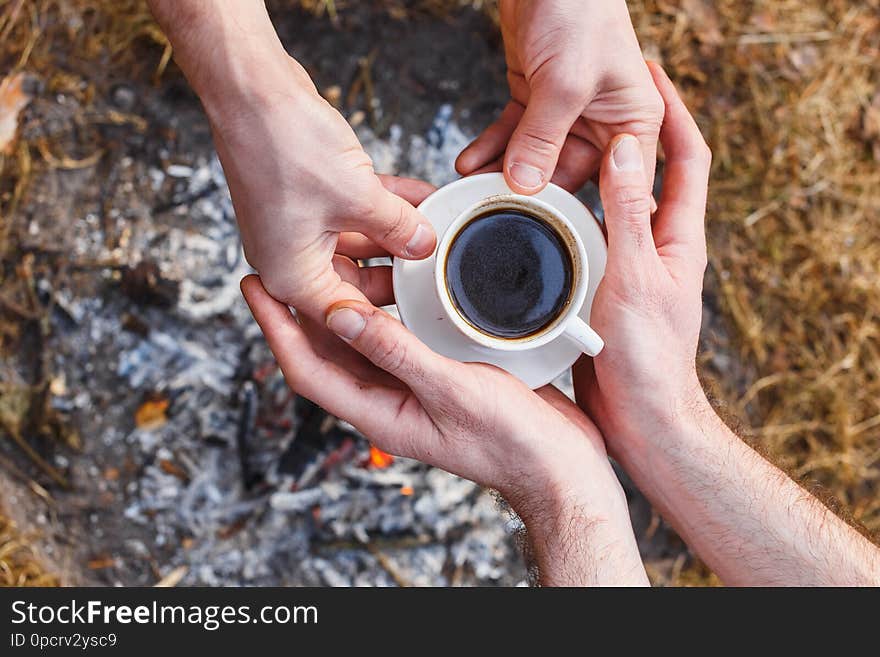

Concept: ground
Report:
left=0, top=1, right=878, bottom=587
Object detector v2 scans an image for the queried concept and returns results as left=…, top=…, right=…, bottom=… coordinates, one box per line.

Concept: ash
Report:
left=39, top=108, right=528, bottom=587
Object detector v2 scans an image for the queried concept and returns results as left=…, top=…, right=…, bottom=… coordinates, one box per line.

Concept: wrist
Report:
left=606, top=379, right=737, bottom=521
left=501, top=442, right=647, bottom=586
left=606, top=368, right=713, bottom=458
left=199, top=53, right=317, bottom=131
left=149, top=0, right=309, bottom=114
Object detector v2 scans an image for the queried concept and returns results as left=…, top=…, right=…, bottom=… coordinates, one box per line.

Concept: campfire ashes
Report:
left=27, top=104, right=530, bottom=586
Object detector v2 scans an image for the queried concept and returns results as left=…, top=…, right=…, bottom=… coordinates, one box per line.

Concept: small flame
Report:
left=369, top=445, right=394, bottom=468
left=399, top=485, right=414, bottom=496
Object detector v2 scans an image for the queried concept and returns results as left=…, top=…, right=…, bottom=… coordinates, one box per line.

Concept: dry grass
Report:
left=629, top=0, right=880, bottom=529
left=0, top=0, right=878, bottom=586
left=0, top=509, right=58, bottom=585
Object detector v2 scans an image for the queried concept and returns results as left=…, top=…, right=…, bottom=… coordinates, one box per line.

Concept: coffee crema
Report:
left=443, top=209, right=574, bottom=339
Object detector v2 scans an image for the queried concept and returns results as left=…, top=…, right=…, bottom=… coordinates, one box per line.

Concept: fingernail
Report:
left=404, top=223, right=434, bottom=258
left=650, top=195, right=658, bottom=213
left=611, top=136, right=643, bottom=172
left=508, top=162, right=545, bottom=190
left=327, top=307, right=365, bottom=341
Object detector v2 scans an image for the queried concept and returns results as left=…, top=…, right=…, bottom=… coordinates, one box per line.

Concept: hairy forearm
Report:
left=507, top=461, right=648, bottom=586
left=523, top=505, right=648, bottom=587
left=616, top=392, right=880, bottom=586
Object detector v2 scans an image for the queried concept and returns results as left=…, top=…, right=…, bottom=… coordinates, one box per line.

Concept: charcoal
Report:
left=120, top=261, right=179, bottom=308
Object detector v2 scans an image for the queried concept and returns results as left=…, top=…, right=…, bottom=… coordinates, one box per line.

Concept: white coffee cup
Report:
left=433, top=193, right=604, bottom=356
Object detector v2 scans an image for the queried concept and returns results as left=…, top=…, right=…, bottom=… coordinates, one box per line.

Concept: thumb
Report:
left=503, top=82, right=584, bottom=194
left=325, top=300, right=455, bottom=395
left=360, top=186, right=437, bottom=260
left=599, top=134, right=658, bottom=267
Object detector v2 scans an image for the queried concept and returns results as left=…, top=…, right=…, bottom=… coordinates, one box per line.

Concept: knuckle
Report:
left=551, top=80, right=585, bottom=107
left=365, top=329, right=409, bottom=375
left=539, top=65, right=587, bottom=105
left=370, top=197, right=412, bottom=244
left=518, top=129, right=562, bottom=158
left=390, top=202, right=414, bottom=241
left=614, top=186, right=653, bottom=220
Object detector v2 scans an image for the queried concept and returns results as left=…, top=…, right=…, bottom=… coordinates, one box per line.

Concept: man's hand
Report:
left=573, top=62, right=710, bottom=462
left=240, top=180, right=647, bottom=586
left=147, top=0, right=436, bottom=319
left=456, top=0, right=664, bottom=194
left=576, top=64, right=880, bottom=585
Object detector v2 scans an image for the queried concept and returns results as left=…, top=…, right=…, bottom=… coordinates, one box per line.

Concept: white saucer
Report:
left=392, top=173, right=607, bottom=389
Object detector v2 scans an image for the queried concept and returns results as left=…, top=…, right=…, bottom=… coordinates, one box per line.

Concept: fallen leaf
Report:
left=0, top=72, right=33, bottom=154
left=135, top=396, right=169, bottom=429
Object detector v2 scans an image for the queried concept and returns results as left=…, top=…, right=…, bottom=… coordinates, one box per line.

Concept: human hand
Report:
left=240, top=178, right=647, bottom=585
left=147, top=0, right=436, bottom=319
left=456, top=0, right=664, bottom=194
left=572, top=63, right=713, bottom=469
left=569, top=71, right=880, bottom=587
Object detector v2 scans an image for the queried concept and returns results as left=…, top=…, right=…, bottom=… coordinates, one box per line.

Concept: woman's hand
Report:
left=240, top=178, right=647, bottom=585
left=147, top=0, right=437, bottom=320
left=456, top=0, right=664, bottom=194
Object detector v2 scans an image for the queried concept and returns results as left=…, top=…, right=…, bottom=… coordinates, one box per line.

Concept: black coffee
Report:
left=444, top=209, right=573, bottom=339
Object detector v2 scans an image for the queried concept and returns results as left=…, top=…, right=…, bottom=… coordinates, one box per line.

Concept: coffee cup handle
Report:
left=562, top=317, right=605, bottom=357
